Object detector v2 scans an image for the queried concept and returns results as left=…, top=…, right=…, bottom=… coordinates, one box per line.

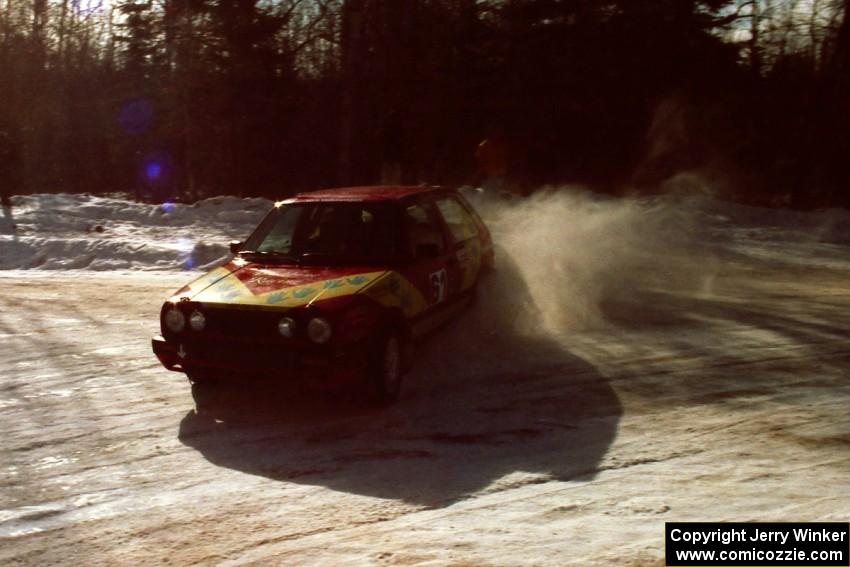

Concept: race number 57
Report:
left=429, top=269, right=447, bottom=303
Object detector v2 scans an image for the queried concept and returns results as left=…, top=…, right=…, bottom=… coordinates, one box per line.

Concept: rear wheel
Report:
left=369, top=332, right=404, bottom=405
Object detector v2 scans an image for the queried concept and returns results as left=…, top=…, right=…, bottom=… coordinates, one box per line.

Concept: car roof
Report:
left=284, top=185, right=449, bottom=204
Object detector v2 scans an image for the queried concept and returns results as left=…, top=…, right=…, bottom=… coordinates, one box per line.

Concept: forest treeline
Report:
left=1, top=0, right=849, bottom=207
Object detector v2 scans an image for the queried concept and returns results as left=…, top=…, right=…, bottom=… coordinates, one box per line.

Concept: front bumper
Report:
left=151, top=334, right=365, bottom=382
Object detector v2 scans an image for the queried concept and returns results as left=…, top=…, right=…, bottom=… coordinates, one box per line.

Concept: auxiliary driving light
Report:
left=307, top=317, right=332, bottom=344
left=165, top=309, right=186, bottom=333
left=278, top=317, right=296, bottom=338
left=189, top=310, right=206, bottom=331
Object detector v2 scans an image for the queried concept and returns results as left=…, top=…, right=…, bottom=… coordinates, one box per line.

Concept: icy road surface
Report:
left=1, top=192, right=849, bottom=565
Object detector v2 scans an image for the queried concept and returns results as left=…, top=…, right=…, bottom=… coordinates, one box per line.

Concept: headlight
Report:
left=189, top=310, right=206, bottom=331
left=278, top=317, right=296, bottom=338
left=307, top=317, right=332, bottom=344
left=165, top=309, right=186, bottom=333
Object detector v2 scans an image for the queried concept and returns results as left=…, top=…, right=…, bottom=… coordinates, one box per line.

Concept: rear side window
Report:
left=404, top=202, right=446, bottom=257
left=435, top=197, right=479, bottom=242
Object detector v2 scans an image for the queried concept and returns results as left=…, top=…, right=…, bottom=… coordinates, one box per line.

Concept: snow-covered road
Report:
left=1, top=192, right=848, bottom=565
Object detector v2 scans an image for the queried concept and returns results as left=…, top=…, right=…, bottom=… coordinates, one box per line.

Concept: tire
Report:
left=186, top=369, right=218, bottom=386
left=185, top=368, right=226, bottom=407
left=481, top=250, right=496, bottom=273
left=369, top=331, right=404, bottom=405
left=186, top=372, right=201, bottom=386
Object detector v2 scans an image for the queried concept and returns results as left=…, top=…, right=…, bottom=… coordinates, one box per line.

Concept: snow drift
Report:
left=0, top=194, right=271, bottom=271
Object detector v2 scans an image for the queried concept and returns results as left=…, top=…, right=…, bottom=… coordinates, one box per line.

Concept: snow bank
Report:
left=0, top=193, right=272, bottom=270
left=685, top=196, right=850, bottom=271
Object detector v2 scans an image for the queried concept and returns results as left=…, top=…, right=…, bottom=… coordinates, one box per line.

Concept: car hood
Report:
left=170, top=259, right=388, bottom=308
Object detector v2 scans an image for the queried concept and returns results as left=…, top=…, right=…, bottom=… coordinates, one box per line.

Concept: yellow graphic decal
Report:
left=361, top=271, right=428, bottom=318
left=168, top=267, right=233, bottom=302
left=192, top=270, right=387, bottom=307
left=189, top=267, right=232, bottom=293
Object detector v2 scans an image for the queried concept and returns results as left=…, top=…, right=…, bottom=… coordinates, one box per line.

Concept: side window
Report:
left=300, top=203, right=400, bottom=260
left=404, top=202, right=446, bottom=258
left=353, top=205, right=401, bottom=260
left=435, top=197, right=479, bottom=243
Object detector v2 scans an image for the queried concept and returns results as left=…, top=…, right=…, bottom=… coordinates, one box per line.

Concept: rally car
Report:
left=151, top=185, right=494, bottom=403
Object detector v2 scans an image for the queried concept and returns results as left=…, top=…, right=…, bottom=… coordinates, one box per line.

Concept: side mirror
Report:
left=415, top=243, right=440, bottom=259
left=229, top=240, right=243, bottom=254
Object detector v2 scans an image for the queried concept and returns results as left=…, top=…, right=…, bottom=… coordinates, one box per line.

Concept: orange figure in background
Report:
left=475, top=125, right=509, bottom=194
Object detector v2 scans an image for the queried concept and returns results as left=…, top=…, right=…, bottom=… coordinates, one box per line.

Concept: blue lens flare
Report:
left=119, top=99, right=153, bottom=135
left=146, top=162, right=162, bottom=180
left=173, top=235, right=196, bottom=269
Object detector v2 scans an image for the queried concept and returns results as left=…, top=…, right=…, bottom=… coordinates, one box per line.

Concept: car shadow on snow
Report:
left=177, top=253, right=623, bottom=508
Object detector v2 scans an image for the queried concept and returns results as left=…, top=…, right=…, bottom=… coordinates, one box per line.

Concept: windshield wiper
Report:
left=297, top=252, right=344, bottom=265
left=238, top=250, right=299, bottom=264
left=298, top=251, right=387, bottom=266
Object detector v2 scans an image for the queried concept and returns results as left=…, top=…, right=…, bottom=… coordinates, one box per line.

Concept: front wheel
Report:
left=369, top=332, right=404, bottom=405
left=186, top=368, right=220, bottom=386
left=188, top=374, right=227, bottom=414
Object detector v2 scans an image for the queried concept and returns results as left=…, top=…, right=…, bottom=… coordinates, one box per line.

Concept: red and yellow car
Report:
left=151, top=185, right=494, bottom=403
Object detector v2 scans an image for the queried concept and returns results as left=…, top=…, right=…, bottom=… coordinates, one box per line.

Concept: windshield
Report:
left=242, top=202, right=402, bottom=265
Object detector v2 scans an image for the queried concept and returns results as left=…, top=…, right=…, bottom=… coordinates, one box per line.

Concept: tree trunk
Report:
left=339, top=0, right=364, bottom=185
left=833, top=0, right=850, bottom=79
left=179, top=0, right=197, bottom=198
left=751, top=0, right=761, bottom=76
left=32, top=0, right=47, bottom=70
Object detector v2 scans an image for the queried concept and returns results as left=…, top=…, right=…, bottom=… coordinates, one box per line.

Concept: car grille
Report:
left=162, top=304, right=339, bottom=375
left=181, top=338, right=301, bottom=371
left=200, top=306, right=281, bottom=341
